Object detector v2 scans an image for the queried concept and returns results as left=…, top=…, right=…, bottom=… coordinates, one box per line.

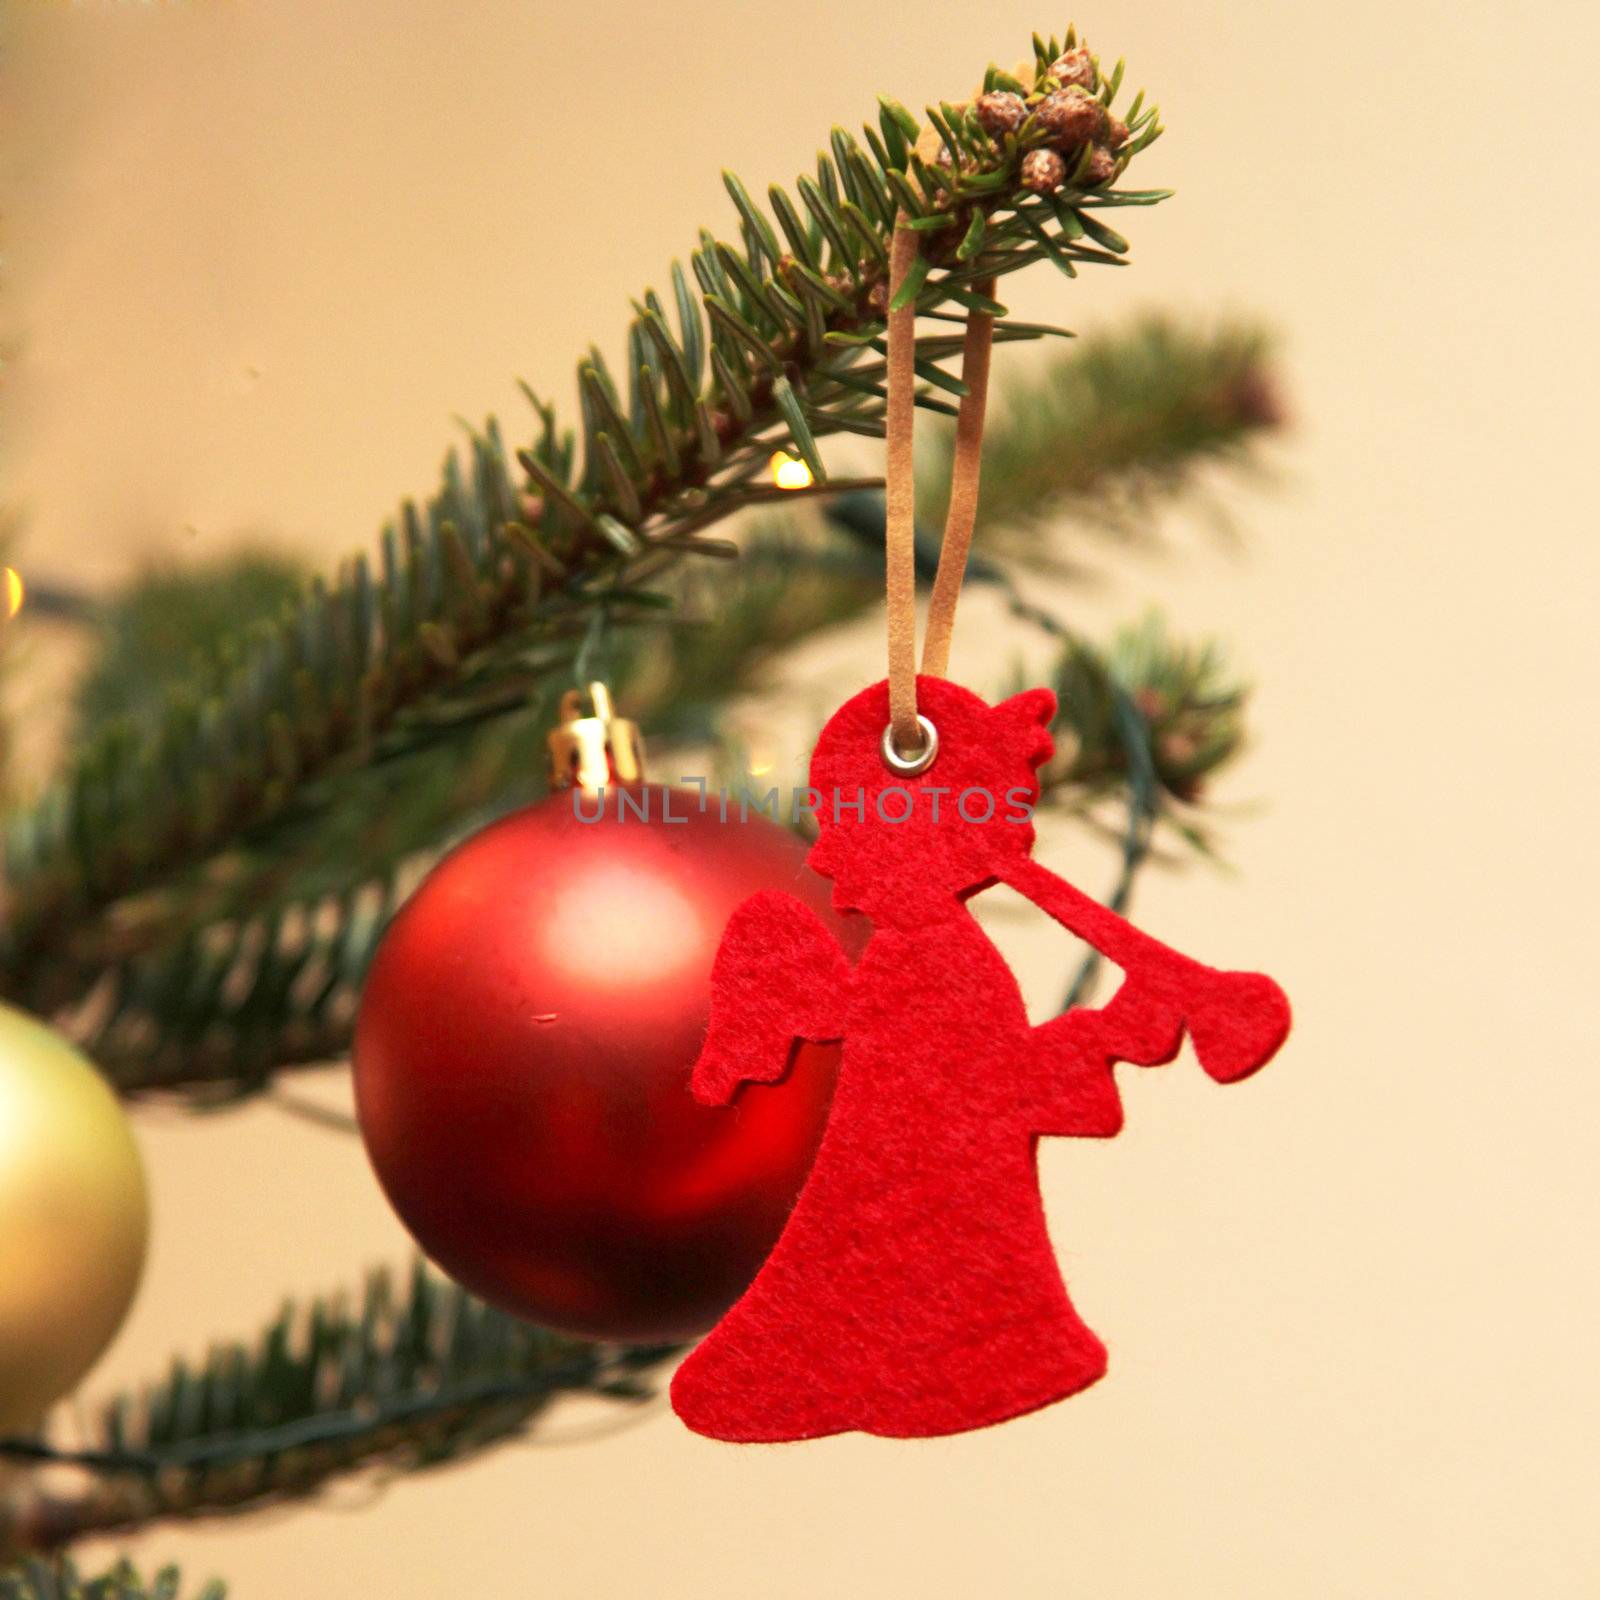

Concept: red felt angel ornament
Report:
left=672, top=231, right=1290, bottom=1443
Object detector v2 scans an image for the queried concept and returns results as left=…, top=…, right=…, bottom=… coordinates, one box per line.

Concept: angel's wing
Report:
left=691, top=890, right=854, bottom=1106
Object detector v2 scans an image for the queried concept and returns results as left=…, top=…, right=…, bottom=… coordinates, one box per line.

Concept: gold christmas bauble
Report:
left=0, top=1003, right=148, bottom=1431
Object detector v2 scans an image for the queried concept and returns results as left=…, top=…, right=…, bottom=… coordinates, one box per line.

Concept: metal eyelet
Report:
left=880, top=715, right=939, bottom=776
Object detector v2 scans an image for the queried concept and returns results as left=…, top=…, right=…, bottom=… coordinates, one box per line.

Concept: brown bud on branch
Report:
left=1021, top=148, right=1068, bottom=194
left=1047, top=46, right=1096, bottom=90
left=1037, top=89, right=1105, bottom=148
left=974, top=90, right=1027, bottom=137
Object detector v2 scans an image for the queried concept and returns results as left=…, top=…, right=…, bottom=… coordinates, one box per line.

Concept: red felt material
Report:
left=670, top=677, right=1290, bottom=1442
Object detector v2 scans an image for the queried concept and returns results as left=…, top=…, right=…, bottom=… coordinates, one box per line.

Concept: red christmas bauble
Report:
left=353, top=785, right=851, bottom=1342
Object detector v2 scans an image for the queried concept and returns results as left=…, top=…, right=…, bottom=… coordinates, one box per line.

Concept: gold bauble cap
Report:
left=546, top=682, right=645, bottom=792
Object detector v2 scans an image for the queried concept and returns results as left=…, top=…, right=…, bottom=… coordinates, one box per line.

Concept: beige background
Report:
left=5, top=0, right=1599, bottom=1595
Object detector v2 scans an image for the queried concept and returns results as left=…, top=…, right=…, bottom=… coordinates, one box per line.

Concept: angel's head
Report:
left=804, top=677, right=1055, bottom=927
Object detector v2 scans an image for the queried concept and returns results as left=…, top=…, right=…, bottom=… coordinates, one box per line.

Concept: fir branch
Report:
left=0, top=31, right=1160, bottom=1009
left=924, top=314, right=1282, bottom=558
left=1034, top=613, right=1250, bottom=1005
left=0, top=1558, right=223, bottom=1600
left=71, top=554, right=310, bottom=740
left=52, top=512, right=882, bottom=1095
left=1041, top=610, right=1249, bottom=817
left=0, top=1263, right=673, bottom=1559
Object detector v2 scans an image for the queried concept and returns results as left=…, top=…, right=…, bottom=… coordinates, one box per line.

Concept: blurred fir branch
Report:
left=73, top=552, right=310, bottom=737
left=0, top=30, right=1168, bottom=1006
left=0, top=1558, right=222, bottom=1600
left=0, top=1262, right=672, bottom=1560
left=1042, top=613, right=1247, bottom=830
left=925, top=314, right=1281, bottom=561
left=1035, top=614, right=1249, bottom=1006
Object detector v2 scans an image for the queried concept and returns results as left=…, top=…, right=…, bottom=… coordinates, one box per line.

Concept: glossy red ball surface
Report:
left=353, top=785, right=848, bottom=1341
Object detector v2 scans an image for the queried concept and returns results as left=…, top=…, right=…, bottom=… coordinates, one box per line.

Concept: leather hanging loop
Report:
left=920, top=276, right=996, bottom=680
left=883, top=217, right=922, bottom=756
left=881, top=221, right=995, bottom=766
